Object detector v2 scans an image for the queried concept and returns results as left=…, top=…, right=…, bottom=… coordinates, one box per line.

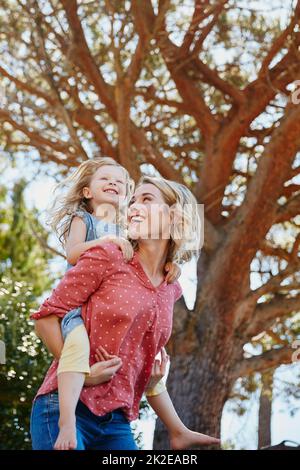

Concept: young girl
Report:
left=47, top=157, right=181, bottom=450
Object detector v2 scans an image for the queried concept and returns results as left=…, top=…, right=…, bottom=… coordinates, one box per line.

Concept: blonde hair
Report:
left=134, top=175, right=201, bottom=263
left=49, top=157, right=134, bottom=245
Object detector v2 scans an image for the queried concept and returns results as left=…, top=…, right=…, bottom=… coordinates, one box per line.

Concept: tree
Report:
left=258, top=370, right=273, bottom=449
left=225, top=314, right=300, bottom=449
left=0, top=181, right=53, bottom=449
left=1, top=0, right=300, bottom=446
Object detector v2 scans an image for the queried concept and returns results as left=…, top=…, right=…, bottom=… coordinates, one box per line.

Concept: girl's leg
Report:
left=55, top=372, right=85, bottom=450
left=55, top=324, right=90, bottom=450
left=30, top=392, right=85, bottom=450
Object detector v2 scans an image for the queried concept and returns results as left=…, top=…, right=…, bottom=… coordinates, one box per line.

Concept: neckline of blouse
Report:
left=130, top=251, right=167, bottom=291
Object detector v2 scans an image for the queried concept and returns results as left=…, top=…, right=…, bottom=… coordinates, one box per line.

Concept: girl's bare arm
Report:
left=65, top=217, right=104, bottom=265
left=66, top=216, right=133, bottom=265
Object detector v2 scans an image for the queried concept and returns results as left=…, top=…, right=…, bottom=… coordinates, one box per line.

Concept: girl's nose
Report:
left=106, top=181, right=118, bottom=189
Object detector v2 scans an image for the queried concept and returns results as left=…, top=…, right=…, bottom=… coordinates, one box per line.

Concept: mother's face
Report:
left=128, top=183, right=171, bottom=241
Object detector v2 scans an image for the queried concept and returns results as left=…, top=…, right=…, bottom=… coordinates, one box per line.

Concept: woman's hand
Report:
left=146, top=348, right=169, bottom=392
left=164, top=262, right=181, bottom=284
left=85, top=346, right=122, bottom=386
left=100, top=235, right=134, bottom=262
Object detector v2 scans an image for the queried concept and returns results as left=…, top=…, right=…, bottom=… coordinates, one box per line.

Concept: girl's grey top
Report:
left=61, top=209, right=122, bottom=338
left=66, top=209, right=122, bottom=269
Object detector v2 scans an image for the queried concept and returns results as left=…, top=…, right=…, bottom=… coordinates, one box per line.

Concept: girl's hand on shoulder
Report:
left=100, top=235, right=134, bottom=261
left=164, top=261, right=181, bottom=284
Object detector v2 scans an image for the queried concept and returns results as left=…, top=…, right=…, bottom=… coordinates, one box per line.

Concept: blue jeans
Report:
left=30, top=392, right=138, bottom=450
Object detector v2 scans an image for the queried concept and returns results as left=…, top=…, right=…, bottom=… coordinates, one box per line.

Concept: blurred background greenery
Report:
left=0, top=181, right=53, bottom=449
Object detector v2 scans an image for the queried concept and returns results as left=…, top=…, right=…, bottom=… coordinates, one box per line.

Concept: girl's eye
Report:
left=143, top=196, right=151, bottom=202
left=117, top=180, right=125, bottom=185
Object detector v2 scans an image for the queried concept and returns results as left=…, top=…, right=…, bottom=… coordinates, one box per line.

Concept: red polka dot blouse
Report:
left=31, top=243, right=182, bottom=421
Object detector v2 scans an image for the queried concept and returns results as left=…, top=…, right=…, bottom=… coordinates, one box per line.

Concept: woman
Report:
left=30, top=176, right=219, bottom=450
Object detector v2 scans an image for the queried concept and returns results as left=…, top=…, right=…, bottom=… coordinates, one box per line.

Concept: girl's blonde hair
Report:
left=134, top=175, right=202, bottom=263
left=49, top=157, right=134, bottom=245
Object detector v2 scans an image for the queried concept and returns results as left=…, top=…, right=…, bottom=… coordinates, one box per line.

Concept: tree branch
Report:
left=259, top=240, right=291, bottom=262
left=275, top=193, right=300, bottom=223
left=60, top=0, right=116, bottom=119
left=245, top=294, right=300, bottom=339
left=32, top=1, right=88, bottom=159
left=188, top=0, right=228, bottom=57
left=258, top=1, right=300, bottom=78
left=0, top=109, right=79, bottom=164
left=27, top=216, right=65, bottom=259
left=281, top=183, right=300, bottom=200
left=130, top=125, right=184, bottom=183
left=151, top=11, right=218, bottom=140
left=225, top=104, right=300, bottom=269
left=0, top=65, right=56, bottom=106
left=233, top=346, right=294, bottom=379
left=180, top=0, right=212, bottom=55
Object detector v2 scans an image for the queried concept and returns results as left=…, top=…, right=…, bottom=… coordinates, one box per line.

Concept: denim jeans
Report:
left=30, top=392, right=138, bottom=450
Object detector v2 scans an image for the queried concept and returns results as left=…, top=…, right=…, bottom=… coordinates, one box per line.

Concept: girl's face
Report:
left=128, top=183, right=171, bottom=241
left=83, top=165, right=127, bottom=207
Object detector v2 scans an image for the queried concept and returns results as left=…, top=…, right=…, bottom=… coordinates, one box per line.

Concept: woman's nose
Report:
left=128, top=205, right=138, bottom=216
left=128, top=203, right=146, bottom=217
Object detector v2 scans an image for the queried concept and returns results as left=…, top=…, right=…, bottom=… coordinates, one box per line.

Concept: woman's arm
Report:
left=30, top=245, right=109, bottom=321
left=147, top=390, right=186, bottom=435
left=147, top=391, right=220, bottom=449
left=34, top=315, right=63, bottom=360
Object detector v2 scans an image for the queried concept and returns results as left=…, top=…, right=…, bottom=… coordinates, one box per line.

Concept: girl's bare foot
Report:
left=170, top=428, right=220, bottom=450
left=54, top=420, right=77, bottom=450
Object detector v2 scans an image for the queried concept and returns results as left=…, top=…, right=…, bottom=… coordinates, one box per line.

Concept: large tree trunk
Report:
left=153, top=249, right=241, bottom=448
left=153, top=349, right=233, bottom=449
left=258, top=371, right=273, bottom=449
left=153, top=244, right=251, bottom=449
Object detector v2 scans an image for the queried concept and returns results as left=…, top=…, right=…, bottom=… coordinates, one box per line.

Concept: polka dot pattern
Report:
left=31, top=243, right=182, bottom=422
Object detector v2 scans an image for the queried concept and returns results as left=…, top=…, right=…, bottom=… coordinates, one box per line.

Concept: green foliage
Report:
left=0, top=181, right=53, bottom=449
